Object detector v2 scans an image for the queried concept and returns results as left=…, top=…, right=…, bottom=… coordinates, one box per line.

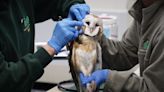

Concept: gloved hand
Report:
left=80, top=69, right=109, bottom=87
left=68, top=4, right=90, bottom=21
left=48, top=18, right=83, bottom=53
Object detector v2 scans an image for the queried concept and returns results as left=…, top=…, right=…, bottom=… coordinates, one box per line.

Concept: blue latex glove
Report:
left=48, top=18, right=83, bottom=53
left=80, top=69, right=109, bottom=87
left=68, top=4, right=90, bottom=21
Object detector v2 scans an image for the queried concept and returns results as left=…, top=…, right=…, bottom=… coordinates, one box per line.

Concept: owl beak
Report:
left=90, top=27, right=95, bottom=33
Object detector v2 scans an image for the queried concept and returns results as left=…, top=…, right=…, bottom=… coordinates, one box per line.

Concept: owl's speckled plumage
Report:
left=69, top=14, right=103, bottom=92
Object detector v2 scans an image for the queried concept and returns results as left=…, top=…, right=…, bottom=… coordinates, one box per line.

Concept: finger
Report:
left=63, top=18, right=83, bottom=26
left=72, top=9, right=83, bottom=21
left=84, top=76, right=95, bottom=85
left=73, top=31, right=79, bottom=40
left=68, top=20, right=84, bottom=27
left=80, top=73, right=88, bottom=86
left=78, top=29, right=83, bottom=35
left=85, top=4, right=90, bottom=14
left=66, top=28, right=80, bottom=40
left=78, top=8, right=85, bottom=20
left=78, top=5, right=90, bottom=19
left=73, top=29, right=84, bottom=39
left=80, top=73, right=85, bottom=79
left=68, top=27, right=79, bottom=33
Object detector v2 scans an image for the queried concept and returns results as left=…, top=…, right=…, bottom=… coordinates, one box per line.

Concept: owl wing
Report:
left=68, top=42, right=82, bottom=91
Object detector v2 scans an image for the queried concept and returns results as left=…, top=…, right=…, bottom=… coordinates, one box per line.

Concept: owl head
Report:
left=82, top=14, right=103, bottom=38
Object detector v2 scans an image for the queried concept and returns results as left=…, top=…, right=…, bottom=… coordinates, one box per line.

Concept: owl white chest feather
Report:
left=76, top=48, right=97, bottom=76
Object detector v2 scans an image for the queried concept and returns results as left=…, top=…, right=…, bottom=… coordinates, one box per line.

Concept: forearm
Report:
left=104, top=69, right=139, bottom=92
left=0, top=50, right=52, bottom=90
left=42, top=44, right=56, bottom=56
left=101, top=35, right=138, bottom=70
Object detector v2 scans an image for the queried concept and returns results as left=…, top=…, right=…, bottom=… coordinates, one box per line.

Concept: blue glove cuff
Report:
left=48, top=39, right=62, bottom=53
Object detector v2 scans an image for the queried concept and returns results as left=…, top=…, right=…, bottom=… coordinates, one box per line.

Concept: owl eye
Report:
left=95, top=23, right=99, bottom=27
left=85, top=21, right=90, bottom=25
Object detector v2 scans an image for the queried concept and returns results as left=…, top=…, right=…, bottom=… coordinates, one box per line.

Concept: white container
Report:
left=99, top=14, right=118, bottom=40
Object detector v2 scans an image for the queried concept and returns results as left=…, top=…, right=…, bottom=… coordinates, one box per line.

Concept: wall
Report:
left=86, top=0, right=128, bottom=11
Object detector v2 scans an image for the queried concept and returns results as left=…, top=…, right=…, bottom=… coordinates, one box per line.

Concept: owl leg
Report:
left=86, top=83, right=92, bottom=92
left=86, top=81, right=96, bottom=92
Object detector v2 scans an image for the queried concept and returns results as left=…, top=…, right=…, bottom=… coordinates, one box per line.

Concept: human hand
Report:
left=68, top=4, right=90, bottom=21
left=48, top=18, right=83, bottom=53
left=80, top=69, right=109, bottom=87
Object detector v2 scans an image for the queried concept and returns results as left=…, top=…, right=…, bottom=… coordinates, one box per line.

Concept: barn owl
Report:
left=69, top=14, right=103, bottom=92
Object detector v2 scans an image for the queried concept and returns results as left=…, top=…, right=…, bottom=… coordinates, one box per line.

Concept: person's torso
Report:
left=136, top=1, right=164, bottom=76
left=0, top=0, right=35, bottom=62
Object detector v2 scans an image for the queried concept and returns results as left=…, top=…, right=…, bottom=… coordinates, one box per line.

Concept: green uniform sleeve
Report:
left=104, top=26, right=164, bottom=92
left=101, top=20, right=139, bottom=70
left=33, top=0, right=85, bottom=23
left=0, top=47, right=52, bottom=91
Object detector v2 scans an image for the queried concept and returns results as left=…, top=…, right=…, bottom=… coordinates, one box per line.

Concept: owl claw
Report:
left=86, top=81, right=96, bottom=92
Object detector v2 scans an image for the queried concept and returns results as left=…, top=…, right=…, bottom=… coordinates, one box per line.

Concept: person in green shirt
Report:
left=0, top=0, right=89, bottom=92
